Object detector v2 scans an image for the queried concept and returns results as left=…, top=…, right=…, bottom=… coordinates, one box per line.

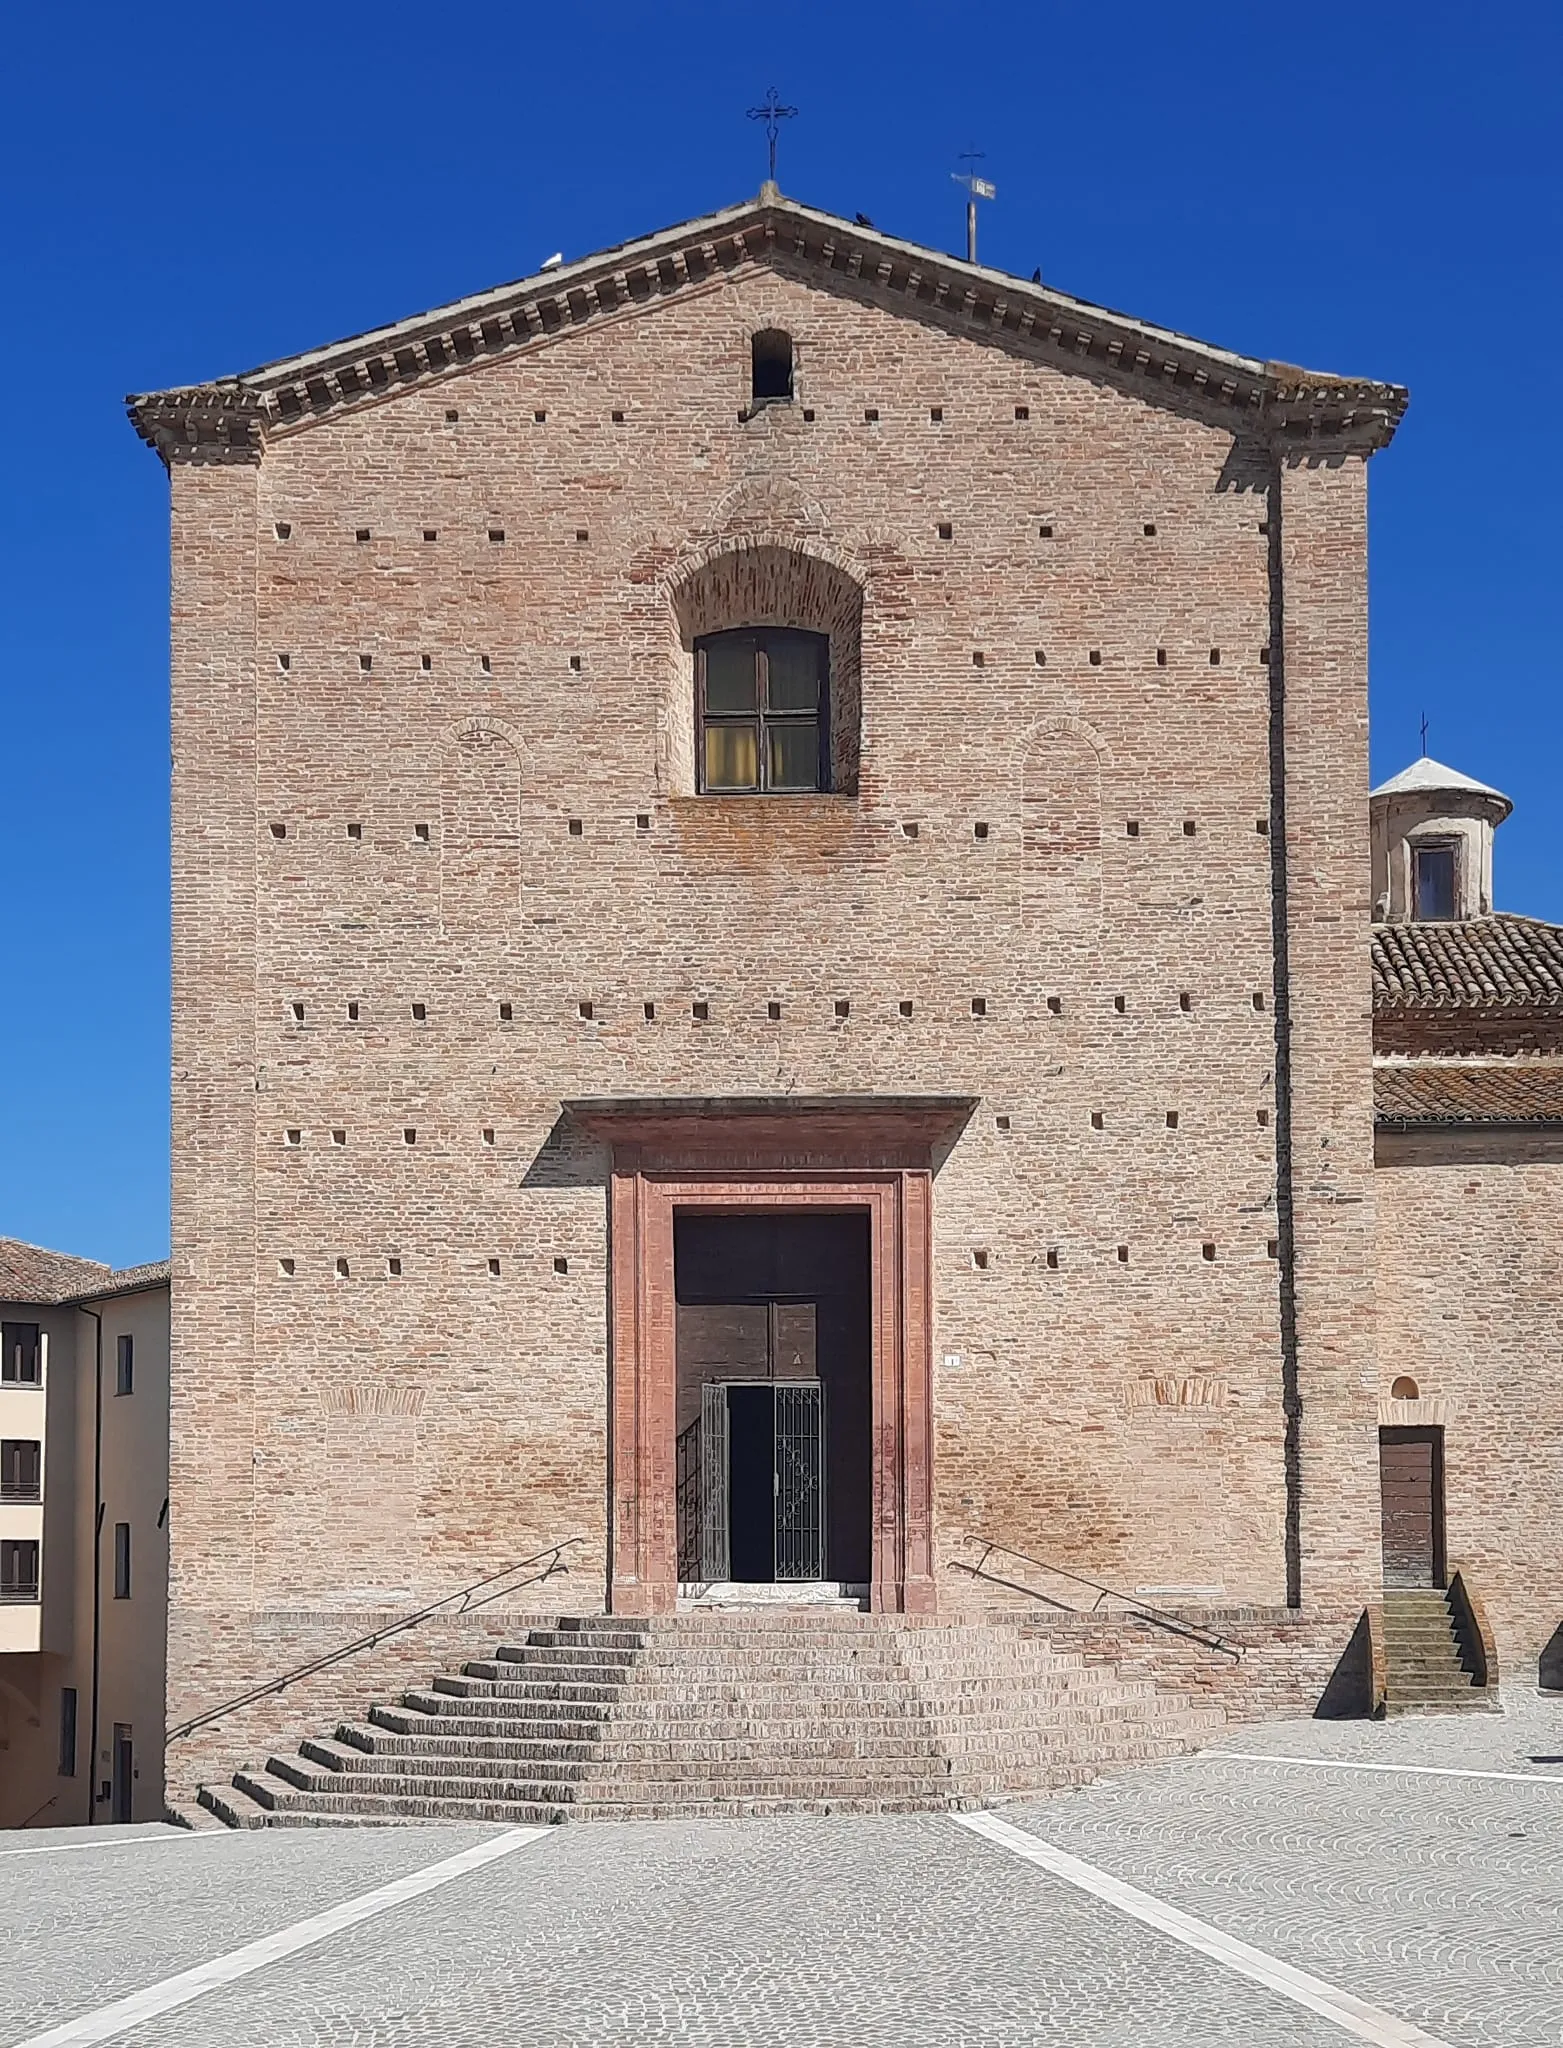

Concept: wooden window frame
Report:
left=695, top=628, right=831, bottom=795
left=1411, top=838, right=1460, bottom=922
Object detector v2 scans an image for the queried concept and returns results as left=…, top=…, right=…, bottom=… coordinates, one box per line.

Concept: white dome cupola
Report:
left=1369, top=756, right=1512, bottom=924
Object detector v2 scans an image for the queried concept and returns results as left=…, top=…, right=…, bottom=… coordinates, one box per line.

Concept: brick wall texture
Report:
left=1374, top=1128, right=1563, bottom=1680
left=155, top=226, right=1488, bottom=1780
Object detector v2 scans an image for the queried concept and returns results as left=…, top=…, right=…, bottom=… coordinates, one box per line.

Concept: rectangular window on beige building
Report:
left=1, top=1322, right=41, bottom=1385
left=113, top=1522, right=131, bottom=1600
left=1, top=1539, right=39, bottom=1602
left=115, top=1334, right=134, bottom=1396
left=0, top=1439, right=41, bottom=1501
left=59, top=1688, right=77, bottom=1776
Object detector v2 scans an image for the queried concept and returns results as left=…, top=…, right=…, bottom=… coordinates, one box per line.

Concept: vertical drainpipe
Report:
left=80, top=1305, right=104, bottom=1823
left=1264, top=465, right=1304, bottom=1610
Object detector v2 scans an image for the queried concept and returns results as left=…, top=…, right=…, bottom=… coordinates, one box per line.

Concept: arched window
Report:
left=696, top=628, right=828, bottom=793
left=751, top=330, right=793, bottom=406
left=1390, top=1375, right=1420, bottom=1401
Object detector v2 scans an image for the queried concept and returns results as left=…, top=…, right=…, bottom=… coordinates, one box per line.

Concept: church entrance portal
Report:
left=674, top=1212, right=871, bottom=1587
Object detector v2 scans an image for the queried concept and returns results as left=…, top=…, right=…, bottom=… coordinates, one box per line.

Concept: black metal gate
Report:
left=680, top=1380, right=825, bottom=1583
left=699, top=1380, right=731, bottom=1581
left=773, top=1382, right=825, bottom=1580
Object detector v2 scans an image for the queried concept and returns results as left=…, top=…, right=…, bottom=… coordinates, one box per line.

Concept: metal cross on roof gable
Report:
left=748, top=87, right=798, bottom=183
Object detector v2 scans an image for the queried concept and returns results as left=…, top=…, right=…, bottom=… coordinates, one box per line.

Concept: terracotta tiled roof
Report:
left=0, top=1238, right=169, bottom=1305
left=1371, top=915, right=1563, bottom=1009
left=1374, top=1062, right=1563, bottom=1125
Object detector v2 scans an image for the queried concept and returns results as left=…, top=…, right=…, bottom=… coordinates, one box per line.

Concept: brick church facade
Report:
left=128, top=190, right=1562, bottom=1813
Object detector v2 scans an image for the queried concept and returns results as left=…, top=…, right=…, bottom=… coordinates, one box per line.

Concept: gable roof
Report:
left=0, top=1237, right=170, bottom=1306
left=1374, top=1060, right=1563, bottom=1126
left=1370, top=756, right=1511, bottom=812
left=1371, top=914, right=1563, bottom=1010
left=127, top=187, right=1408, bottom=468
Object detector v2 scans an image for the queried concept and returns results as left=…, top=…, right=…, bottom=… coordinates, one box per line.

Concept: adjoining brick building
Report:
left=125, top=188, right=1562, bottom=1817
left=1369, top=758, right=1563, bottom=1694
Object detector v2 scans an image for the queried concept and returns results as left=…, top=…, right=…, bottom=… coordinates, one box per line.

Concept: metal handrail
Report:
left=953, top=1536, right=1242, bottom=1659
left=166, top=1537, right=584, bottom=1743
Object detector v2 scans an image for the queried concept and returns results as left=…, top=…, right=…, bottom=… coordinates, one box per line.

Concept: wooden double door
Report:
left=1379, top=1426, right=1446, bottom=1588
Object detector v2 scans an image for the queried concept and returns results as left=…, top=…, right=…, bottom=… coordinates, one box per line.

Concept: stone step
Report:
left=1386, top=1697, right=1499, bottom=1716
left=480, top=1650, right=641, bottom=1677
left=263, top=1764, right=588, bottom=1804
left=520, top=1632, right=651, bottom=1655
left=198, top=1780, right=274, bottom=1829
left=277, top=1750, right=589, bottom=1790
left=403, top=1687, right=622, bottom=1720
left=576, top=1769, right=959, bottom=1802
left=555, top=1612, right=884, bottom=1634
left=164, top=1797, right=229, bottom=1832
left=437, top=1673, right=632, bottom=1700
left=335, top=1725, right=603, bottom=1763
left=371, top=1707, right=631, bottom=1742
left=233, top=1778, right=566, bottom=1825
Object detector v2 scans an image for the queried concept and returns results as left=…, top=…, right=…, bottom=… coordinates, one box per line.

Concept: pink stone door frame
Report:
left=605, top=1165, right=936, bottom=1615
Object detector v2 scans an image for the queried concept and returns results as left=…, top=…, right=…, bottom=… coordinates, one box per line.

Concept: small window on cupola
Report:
left=1412, top=842, right=1458, bottom=922
left=751, top=329, right=793, bottom=406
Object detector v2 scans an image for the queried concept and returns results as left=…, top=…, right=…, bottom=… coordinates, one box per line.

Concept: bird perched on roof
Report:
left=855, top=213, right=874, bottom=227
left=540, top=252, right=564, bottom=271
left=1031, top=267, right=1042, bottom=283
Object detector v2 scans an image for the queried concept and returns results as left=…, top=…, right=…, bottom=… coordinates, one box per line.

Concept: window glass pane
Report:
left=764, top=636, right=823, bottom=711
left=705, top=722, right=759, bottom=790
left=1415, top=844, right=1456, bottom=920
left=702, top=638, right=758, bottom=714
left=767, top=720, right=821, bottom=790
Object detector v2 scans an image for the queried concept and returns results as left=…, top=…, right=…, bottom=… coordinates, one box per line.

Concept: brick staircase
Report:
left=195, top=1609, right=1226, bottom=1827
left=1381, top=1588, right=1496, bottom=1714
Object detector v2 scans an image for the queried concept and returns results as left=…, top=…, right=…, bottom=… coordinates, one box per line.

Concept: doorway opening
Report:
left=111, top=1724, right=133, bottom=1824
left=674, top=1210, right=870, bottom=1586
left=1379, top=1425, right=1446, bottom=1588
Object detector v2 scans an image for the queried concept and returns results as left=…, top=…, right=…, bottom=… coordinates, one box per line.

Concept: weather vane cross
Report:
left=748, top=87, right=798, bottom=184
left=952, top=149, right=997, bottom=263
left=1420, top=711, right=1430, bottom=755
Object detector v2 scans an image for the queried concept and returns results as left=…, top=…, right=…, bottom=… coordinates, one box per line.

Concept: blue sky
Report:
left=1, top=2, right=1557, bottom=1265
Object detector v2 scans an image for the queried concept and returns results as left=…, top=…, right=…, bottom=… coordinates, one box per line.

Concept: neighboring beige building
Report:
left=0, top=1243, right=169, bottom=1828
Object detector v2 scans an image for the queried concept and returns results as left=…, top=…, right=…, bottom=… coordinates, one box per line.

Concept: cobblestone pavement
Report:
left=4, top=1697, right=1561, bottom=2048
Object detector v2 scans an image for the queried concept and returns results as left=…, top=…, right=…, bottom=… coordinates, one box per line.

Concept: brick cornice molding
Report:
left=128, top=193, right=1408, bottom=467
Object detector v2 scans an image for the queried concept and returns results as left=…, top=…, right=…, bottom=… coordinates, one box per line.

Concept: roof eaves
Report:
left=128, top=190, right=1408, bottom=467
left=1376, top=1115, right=1563, bottom=1131
left=60, top=1259, right=172, bottom=1305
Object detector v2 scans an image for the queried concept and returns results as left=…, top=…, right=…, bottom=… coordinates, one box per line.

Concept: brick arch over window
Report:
left=440, top=718, right=530, bottom=932
left=666, top=537, right=865, bottom=796
left=1021, top=719, right=1107, bottom=933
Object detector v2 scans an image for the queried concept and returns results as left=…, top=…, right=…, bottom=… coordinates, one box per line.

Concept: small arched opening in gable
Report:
left=751, top=329, right=794, bottom=407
